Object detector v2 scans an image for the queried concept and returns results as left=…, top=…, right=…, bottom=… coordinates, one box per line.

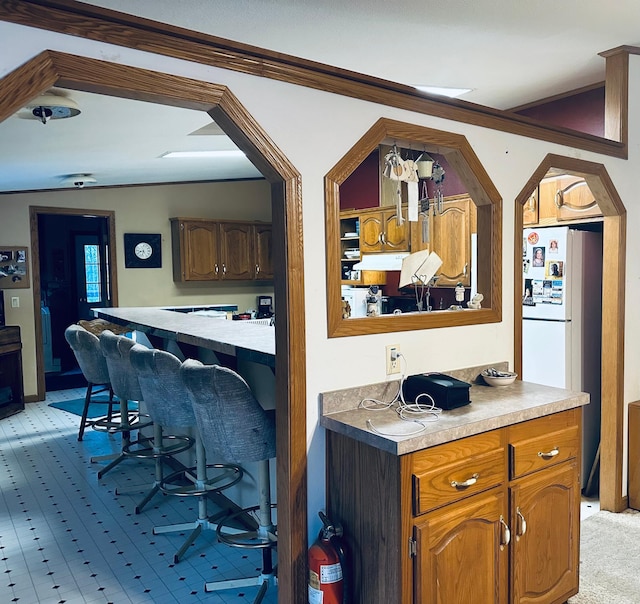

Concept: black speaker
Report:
left=0, top=291, right=5, bottom=326
left=402, top=373, right=471, bottom=410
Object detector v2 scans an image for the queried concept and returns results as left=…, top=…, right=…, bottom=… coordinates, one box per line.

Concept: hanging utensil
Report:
left=419, top=180, right=430, bottom=243
left=383, top=145, right=404, bottom=180
left=436, top=188, right=444, bottom=214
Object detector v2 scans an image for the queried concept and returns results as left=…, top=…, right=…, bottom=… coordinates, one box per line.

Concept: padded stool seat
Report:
left=130, top=345, right=245, bottom=563
left=64, top=324, right=116, bottom=441
left=91, top=330, right=152, bottom=480
left=181, top=359, right=277, bottom=603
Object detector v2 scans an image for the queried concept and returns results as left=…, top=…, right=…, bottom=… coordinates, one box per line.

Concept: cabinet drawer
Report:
left=412, top=431, right=506, bottom=515
left=510, top=425, right=579, bottom=479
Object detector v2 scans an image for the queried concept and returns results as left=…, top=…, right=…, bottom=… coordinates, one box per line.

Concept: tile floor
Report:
left=0, top=389, right=278, bottom=604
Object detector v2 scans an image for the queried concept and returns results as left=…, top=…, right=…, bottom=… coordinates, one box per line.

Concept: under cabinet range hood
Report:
left=353, top=253, right=409, bottom=271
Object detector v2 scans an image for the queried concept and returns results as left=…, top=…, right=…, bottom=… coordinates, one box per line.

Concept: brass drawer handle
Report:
left=500, top=515, right=511, bottom=548
left=537, top=447, right=559, bottom=460
left=451, top=473, right=479, bottom=489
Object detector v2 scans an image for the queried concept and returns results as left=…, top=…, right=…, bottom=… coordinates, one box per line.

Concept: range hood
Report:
left=353, top=253, right=408, bottom=271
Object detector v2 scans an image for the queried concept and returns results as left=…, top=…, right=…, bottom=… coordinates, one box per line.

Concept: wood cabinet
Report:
left=411, top=195, right=476, bottom=287
left=170, top=217, right=272, bottom=282
left=414, top=488, right=509, bottom=604
left=531, top=175, right=601, bottom=226
left=0, top=326, right=24, bottom=419
left=326, top=407, right=581, bottom=604
left=339, top=210, right=386, bottom=286
left=523, top=187, right=539, bottom=226
left=253, top=222, right=274, bottom=280
left=360, top=206, right=410, bottom=254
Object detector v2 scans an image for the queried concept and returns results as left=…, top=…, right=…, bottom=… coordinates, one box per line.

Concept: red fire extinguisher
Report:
left=308, top=511, right=347, bottom=604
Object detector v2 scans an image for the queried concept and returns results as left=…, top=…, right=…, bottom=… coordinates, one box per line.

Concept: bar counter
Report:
left=91, top=307, right=275, bottom=368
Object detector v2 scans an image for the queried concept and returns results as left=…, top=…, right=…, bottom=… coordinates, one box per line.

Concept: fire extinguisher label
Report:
left=320, top=562, right=343, bottom=584
left=308, top=583, right=323, bottom=604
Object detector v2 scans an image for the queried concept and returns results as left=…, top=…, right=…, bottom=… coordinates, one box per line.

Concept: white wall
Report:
left=1, top=20, right=638, bottom=535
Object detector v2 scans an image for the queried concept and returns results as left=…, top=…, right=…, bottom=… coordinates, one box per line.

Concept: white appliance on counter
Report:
left=341, top=285, right=382, bottom=318
left=522, top=225, right=602, bottom=491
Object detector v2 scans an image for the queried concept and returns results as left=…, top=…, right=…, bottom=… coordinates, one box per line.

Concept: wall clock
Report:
left=124, top=233, right=162, bottom=268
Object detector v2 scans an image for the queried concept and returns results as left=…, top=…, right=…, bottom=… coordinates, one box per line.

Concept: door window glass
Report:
left=84, top=244, right=101, bottom=303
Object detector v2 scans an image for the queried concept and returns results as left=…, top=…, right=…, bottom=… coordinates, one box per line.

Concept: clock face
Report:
left=134, top=242, right=153, bottom=259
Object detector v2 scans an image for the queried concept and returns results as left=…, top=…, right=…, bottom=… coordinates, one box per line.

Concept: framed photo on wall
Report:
left=0, top=246, right=30, bottom=289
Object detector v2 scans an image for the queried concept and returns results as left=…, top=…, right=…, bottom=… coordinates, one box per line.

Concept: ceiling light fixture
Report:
left=21, top=92, right=81, bottom=124
left=60, top=174, right=97, bottom=189
left=160, top=150, right=245, bottom=159
left=414, top=85, right=473, bottom=98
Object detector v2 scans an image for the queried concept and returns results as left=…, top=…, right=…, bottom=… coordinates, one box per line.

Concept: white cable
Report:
left=360, top=353, right=442, bottom=436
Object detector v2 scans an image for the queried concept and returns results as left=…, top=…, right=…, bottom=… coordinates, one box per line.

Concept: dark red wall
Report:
left=339, top=150, right=379, bottom=210
left=514, top=87, right=605, bottom=138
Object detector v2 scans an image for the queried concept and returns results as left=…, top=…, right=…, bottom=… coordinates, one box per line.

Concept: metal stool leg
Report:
left=151, top=439, right=246, bottom=563
left=204, top=459, right=277, bottom=600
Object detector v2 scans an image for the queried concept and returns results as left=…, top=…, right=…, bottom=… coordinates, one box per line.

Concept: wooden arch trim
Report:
left=0, top=0, right=630, bottom=158
left=0, top=50, right=308, bottom=601
left=326, top=117, right=502, bottom=337
left=513, top=154, right=626, bottom=512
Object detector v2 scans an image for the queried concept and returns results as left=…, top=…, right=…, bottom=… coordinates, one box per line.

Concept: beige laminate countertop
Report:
left=320, top=370, right=588, bottom=455
left=91, top=307, right=275, bottom=367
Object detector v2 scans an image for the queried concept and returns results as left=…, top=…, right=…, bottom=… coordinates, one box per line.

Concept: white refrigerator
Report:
left=522, top=226, right=602, bottom=492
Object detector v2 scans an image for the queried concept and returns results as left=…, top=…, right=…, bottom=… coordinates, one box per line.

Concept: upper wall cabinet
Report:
left=325, top=118, right=503, bottom=337
left=360, top=206, right=410, bottom=254
left=525, top=175, right=602, bottom=227
left=170, top=217, right=272, bottom=282
left=411, top=195, right=476, bottom=287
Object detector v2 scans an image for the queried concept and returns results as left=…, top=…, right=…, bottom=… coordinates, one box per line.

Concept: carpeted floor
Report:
left=48, top=395, right=135, bottom=418
left=568, top=509, right=640, bottom=604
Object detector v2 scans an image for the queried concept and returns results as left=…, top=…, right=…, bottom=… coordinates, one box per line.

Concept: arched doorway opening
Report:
left=514, top=153, right=626, bottom=512
left=0, top=50, right=308, bottom=600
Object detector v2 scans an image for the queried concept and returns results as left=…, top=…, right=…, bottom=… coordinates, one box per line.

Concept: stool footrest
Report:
left=159, top=463, right=242, bottom=497
left=92, top=412, right=152, bottom=433
left=216, top=504, right=278, bottom=550
left=123, top=434, right=194, bottom=459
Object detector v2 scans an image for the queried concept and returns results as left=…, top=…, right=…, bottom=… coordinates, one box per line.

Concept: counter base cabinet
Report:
left=170, top=218, right=272, bottom=282
left=326, top=408, right=581, bottom=604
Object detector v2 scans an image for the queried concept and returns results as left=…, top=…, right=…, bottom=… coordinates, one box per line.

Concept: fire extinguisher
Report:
left=308, top=511, right=348, bottom=604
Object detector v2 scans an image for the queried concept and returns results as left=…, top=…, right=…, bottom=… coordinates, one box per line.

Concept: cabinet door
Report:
left=523, top=188, right=539, bottom=226
left=179, top=220, right=220, bottom=281
left=253, top=224, right=273, bottom=280
left=414, top=488, right=508, bottom=604
left=360, top=211, right=384, bottom=253
left=431, top=199, right=471, bottom=287
left=381, top=208, right=409, bottom=251
left=510, top=461, right=579, bottom=604
left=554, top=177, right=601, bottom=222
left=219, top=222, right=253, bottom=280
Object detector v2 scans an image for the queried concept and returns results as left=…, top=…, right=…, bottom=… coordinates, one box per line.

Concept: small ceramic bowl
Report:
left=482, top=372, right=517, bottom=387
